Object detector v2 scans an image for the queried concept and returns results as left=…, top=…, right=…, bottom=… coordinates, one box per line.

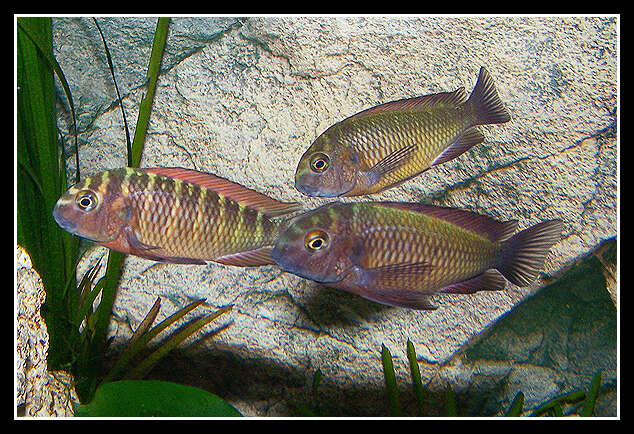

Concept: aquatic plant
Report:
left=17, top=17, right=238, bottom=416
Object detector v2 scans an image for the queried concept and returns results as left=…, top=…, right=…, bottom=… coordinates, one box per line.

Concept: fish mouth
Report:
left=52, top=205, right=76, bottom=232
left=270, top=244, right=344, bottom=285
left=294, top=174, right=355, bottom=198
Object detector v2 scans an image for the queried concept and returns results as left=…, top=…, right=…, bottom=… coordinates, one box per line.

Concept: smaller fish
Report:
left=53, top=167, right=302, bottom=266
left=271, top=202, right=562, bottom=309
left=295, top=67, right=511, bottom=197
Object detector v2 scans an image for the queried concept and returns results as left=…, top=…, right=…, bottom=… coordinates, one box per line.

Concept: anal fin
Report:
left=439, top=269, right=506, bottom=294
left=431, top=127, right=485, bottom=166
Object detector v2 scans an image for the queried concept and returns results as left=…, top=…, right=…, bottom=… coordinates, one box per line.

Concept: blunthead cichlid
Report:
left=294, top=67, right=511, bottom=197
left=53, top=167, right=301, bottom=266
left=271, top=202, right=562, bottom=309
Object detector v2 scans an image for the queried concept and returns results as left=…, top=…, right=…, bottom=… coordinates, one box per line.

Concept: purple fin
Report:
left=125, top=226, right=161, bottom=252
left=370, top=289, right=437, bottom=310
left=330, top=265, right=437, bottom=310
left=466, top=67, right=511, bottom=125
left=497, top=220, right=563, bottom=287
left=376, top=202, right=518, bottom=242
left=440, top=269, right=506, bottom=294
left=365, top=144, right=418, bottom=184
left=431, top=127, right=485, bottom=166
left=214, top=247, right=275, bottom=267
left=349, top=87, right=468, bottom=119
left=142, top=167, right=302, bottom=218
left=330, top=279, right=437, bottom=310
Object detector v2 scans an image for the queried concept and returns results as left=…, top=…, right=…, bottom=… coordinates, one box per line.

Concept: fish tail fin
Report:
left=496, top=220, right=563, bottom=286
left=466, top=67, right=511, bottom=125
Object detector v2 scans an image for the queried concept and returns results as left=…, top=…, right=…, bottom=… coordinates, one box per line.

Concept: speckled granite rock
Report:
left=16, top=246, right=79, bottom=417
left=24, top=16, right=617, bottom=416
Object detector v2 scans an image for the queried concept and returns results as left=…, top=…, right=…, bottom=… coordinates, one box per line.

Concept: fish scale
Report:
left=271, top=201, right=562, bottom=309
left=53, top=167, right=300, bottom=266
left=351, top=204, right=498, bottom=289
left=294, top=67, right=511, bottom=197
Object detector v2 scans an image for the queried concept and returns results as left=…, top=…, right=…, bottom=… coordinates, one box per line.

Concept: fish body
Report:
left=53, top=167, right=301, bottom=266
left=295, top=67, right=511, bottom=197
left=271, top=202, right=562, bottom=309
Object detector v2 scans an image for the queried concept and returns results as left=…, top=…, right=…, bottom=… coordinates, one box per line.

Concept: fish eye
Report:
left=75, top=190, right=98, bottom=211
left=304, top=230, right=330, bottom=252
left=310, top=153, right=330, bottom=173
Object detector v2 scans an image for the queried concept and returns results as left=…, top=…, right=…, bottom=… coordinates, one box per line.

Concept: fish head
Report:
left=52, top=170, right=132, bottom=243
left=271, top=203, right=359, bottom=284
left=294, top=130, right=359, bottom=197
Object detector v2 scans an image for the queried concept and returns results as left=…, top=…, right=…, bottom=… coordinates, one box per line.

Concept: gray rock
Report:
left=42, top=16, right=616, bottom=416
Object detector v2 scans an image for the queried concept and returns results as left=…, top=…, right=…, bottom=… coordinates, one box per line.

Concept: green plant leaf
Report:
left=74, top=380, right=242, bottom=417
left=529, top=390, right=586, bottom=417
left=103, top=298, right=207, bottom=382
left=505, top=392, right=524, bottom=417
left=380, top=344, right=403, bottom=416
left=17, top=16, right=80, bottom=371
left=125, top=305, right=233, bottom=380
left=92, top=18, right=132, bottom=166
left=406, top=339, right=425, bottom=416
left=131, top=17, right=170, bottom=168
left=581, top=371, right=602, bottom=417
left=444, top=386, right=457, bottom=417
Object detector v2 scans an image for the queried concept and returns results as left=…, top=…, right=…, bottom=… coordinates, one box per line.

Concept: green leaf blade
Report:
left=75, top=380, right=242, bottom=417
left=381, top=344, right=403, bottom=417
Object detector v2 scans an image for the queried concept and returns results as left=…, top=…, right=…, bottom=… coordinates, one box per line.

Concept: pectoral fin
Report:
left=214, top=247, right=275, bottom=267
left=364, top=144, right=418, bottom=185
left=329, top=263, right=438, bottom=310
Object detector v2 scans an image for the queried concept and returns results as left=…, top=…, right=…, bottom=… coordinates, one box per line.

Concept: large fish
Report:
left=295, top=67, right=511, bottom=197
left=53, top=167, right=301, bottom=266
left=271, top=202, right=562, bottom=309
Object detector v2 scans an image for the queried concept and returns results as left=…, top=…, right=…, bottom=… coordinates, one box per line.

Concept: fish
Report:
left=270, top=202, right=562, bottom=309
left=52, top=167, right=302, bottom=266
left=294, top=67, right=511, bottom=197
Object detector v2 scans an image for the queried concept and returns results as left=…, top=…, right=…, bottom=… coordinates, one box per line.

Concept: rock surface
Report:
left=21, top=16, right=616, bottom=416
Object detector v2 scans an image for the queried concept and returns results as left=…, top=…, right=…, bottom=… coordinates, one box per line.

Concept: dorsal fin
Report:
left=350, top=87, right=468, bottom=119
left=142, top=167, right=302, bottom=217
left=375, top=201, right=518, bottom=242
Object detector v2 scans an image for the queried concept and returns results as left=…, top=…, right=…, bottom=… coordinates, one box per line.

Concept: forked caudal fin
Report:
left=497, top=220, right=563, bottom=286
left=467, top=67, right=511, bottom=126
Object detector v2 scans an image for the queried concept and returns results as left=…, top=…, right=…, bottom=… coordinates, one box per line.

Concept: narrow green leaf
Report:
left=529, top=390, right=586, bottom=416
left=126, top=298, right=163, bottom=349
left=102, top=297, right=174, bottom=383
left=444, top=386, right=457, bottom=417
left=125, top=305, right=233, bottom=380
left=406, top=339, right=425, bottom=416
left=581, top=371, right=602, bottom=417
left=74, top=380, right=242, bottom=417
left=75, top=258, right=103, bottom=323
left=312, top=368, right=322, bottom=396
left=130, top=17, right=170, bottom=168
left=75, top=251, right=125, bottom=403
left=17, top=16, right=80, bottom=183
left=381, top=344, right=403, bottom=417
left=505, top=391, right=525, bottom=417
left=93, top=18, right=132, bottom=166
left=17, top=16, right=80, bottom=371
